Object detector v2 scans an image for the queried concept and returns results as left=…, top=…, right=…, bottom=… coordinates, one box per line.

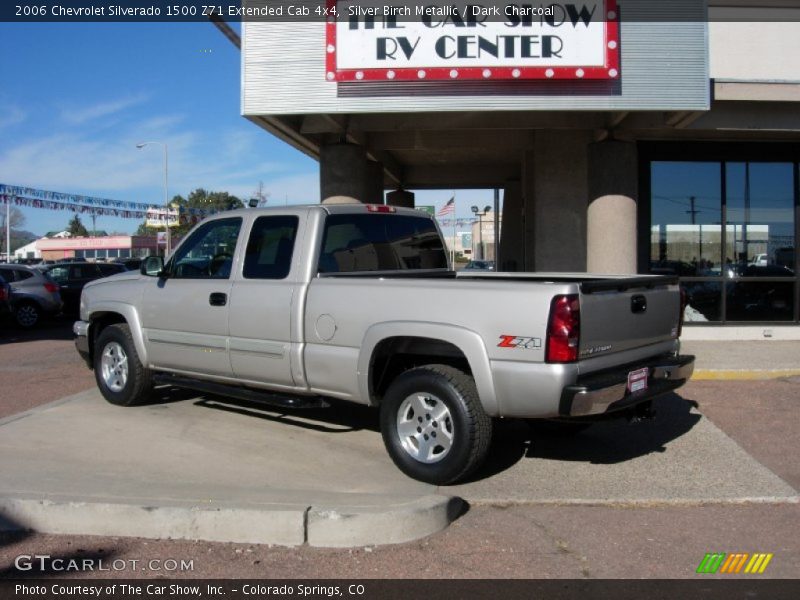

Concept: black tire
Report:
left=380, top=364, right=492, bottom=485
left=528, top=419, right=594, bottom=437
left=14, top=301, right=40, bottom=328
left=94, top=323, right=153, bottom=407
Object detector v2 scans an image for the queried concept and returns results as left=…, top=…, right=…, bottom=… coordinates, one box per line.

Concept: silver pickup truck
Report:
left=74, top=204, right=694, bottom=484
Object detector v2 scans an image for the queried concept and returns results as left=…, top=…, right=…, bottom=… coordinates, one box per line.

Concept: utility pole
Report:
left=252, top=181, right=269, bottom=207
left=686, top=196, right=699, bottom=224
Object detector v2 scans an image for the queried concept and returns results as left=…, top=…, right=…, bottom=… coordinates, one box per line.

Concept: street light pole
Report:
left=470, top=205, right=492, bottom=260
left=136, top=141, right=171, bottom=257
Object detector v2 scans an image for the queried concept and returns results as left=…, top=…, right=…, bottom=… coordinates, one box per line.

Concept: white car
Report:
left=751, top=254, right=768, bottom=267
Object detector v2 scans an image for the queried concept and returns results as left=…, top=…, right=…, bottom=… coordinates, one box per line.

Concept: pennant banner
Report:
left=0, top=183, right=216, bottom=223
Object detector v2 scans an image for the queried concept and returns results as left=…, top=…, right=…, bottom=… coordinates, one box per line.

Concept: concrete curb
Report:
left=307, top=495, right=463, bottom=548
left=0, top=494, right=459, bottom=548
left=693, top=369, right=800, bottom=381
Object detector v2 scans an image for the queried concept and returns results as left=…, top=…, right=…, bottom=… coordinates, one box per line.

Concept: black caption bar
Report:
left=3, top=580, right=800, bottom=600
left=2, top=1, right=800, bottom=22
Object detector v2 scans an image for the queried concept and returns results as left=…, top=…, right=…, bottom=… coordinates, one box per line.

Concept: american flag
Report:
left=437, top=197, right=455, bottom=217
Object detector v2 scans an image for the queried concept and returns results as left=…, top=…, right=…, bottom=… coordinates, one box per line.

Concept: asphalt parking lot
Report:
left=0, top=319, right=798, bottom=579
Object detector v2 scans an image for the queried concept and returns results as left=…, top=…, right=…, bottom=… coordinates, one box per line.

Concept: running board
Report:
left=152, top=374, right=329, bottom=410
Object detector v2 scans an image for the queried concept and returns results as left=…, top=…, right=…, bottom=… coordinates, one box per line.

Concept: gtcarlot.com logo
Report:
left=14, top=554, right=194, bottom=573
left=696, top=552, right=773, bottom=574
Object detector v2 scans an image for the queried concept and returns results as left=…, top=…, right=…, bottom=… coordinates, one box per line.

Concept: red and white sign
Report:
left=326, top=0, right=619, bottom=82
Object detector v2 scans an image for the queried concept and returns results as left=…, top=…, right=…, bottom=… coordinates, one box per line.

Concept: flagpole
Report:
left=5, top=197, right=10, bottom=262
left=451, top=191, right=456, bottom=267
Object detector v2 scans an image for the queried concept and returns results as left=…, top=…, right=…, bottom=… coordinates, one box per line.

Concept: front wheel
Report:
left=94, top=323, right=152, bottom=406
left=380, top=364, right=492, bottom=485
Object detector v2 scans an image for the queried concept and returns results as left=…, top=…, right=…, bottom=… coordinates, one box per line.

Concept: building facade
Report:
left=240, top=1, right=800, bottom=335
left=36, top=235, right=159, bottom=261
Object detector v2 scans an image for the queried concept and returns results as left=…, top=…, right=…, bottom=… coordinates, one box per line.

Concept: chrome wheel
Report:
left=100, top=342, right=129, bottom=393
left=396, top=393, right=454, bottom=464
left=15, top=304, right=39, bottom=328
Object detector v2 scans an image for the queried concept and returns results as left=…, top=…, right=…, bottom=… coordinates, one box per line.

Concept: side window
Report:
left=243, top=216, right=299, bottom=280
left=98, top=264, right=122, bottom=277
left=318, top=214, right=447, bottom=273
left=48, top=267, right=69, bottom=284
left=169, top=217, right=242, bottom=279
left=70, top=265, right=97, bottom=280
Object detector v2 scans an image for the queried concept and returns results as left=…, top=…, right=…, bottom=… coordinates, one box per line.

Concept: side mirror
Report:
left=141, top=256, right=165, bottom=277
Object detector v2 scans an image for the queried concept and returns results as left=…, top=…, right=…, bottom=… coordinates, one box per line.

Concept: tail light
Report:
left=677, top=286, right=688, bottom=338
left=546, top=294, right=580, bottom=363
left=0, top=287, right=6, bottom=301
left=44, top=282, right=59, bottom=294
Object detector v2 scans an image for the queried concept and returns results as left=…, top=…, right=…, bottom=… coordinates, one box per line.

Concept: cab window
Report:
left=243, top=216, right=298, bottom=280
left=169, top=218, right=242, bottom=279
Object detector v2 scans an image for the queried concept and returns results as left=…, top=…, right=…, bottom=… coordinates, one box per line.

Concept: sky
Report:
left=0, top=21, right=496, bottom=237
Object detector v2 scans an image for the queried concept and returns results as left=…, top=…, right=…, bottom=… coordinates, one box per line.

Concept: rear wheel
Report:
left=380, top=364, right=492, bottom=485
left=14, top=301, right=40, bottom=328
left=94, top=323, right=152, bottom=406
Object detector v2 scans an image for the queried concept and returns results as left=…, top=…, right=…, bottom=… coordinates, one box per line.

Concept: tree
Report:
left=68, top=214, right=89, bottom=237
left=171, top=188, right=243, bottom=237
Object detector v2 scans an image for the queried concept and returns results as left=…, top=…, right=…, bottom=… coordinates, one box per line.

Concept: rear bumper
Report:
left=73, top=320, right=91, bottom=368
left=560, top=354, right=695, bottom=417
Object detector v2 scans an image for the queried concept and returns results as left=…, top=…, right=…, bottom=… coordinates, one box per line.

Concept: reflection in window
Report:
left=727, top=281, right=795, bottom=322
left=682, top=282, right=722, bottom=322
left=319, top=214, right=447, bottom=273
left=726, top=163, right=794, bottom=276
left=651, top=162, right=722, bottom=277
left=170, top=218, right=242, bottom=279
left=650, top=160, right=797, bottom=323
left=243, top=216, right=298, bottom=280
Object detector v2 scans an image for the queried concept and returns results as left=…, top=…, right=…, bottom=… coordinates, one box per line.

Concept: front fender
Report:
left=88, top=302, right=149, bottom=367
left=357, top=321, right=499, bottom=416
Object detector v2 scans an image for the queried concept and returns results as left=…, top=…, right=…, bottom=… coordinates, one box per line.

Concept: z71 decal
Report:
left=498, top=335, right=542, bottom=349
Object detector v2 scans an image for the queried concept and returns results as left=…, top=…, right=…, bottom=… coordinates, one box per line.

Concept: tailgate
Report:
left=578, top=276, right=681, bottom=357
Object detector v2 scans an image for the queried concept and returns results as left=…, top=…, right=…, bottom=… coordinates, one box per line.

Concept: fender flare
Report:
left=88, top=302, right=148, bottom=366
left=357, top=321, right=498, bottom=416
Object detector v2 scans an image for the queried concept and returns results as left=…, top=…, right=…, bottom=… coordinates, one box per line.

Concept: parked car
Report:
left=0, top=264, right=63, bottom=328
left=750, top=253, right=768, bottom=267
left=463, top=260, right=495, bottom=271
left=112, top=257, right=144, bottom=271
left=0, top=273, right=11, bottom=318
left=44, top=262, right=126, bottom=315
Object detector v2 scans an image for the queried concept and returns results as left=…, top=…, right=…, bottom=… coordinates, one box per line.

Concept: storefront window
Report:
left=649, top=156, right=798, bottom=324
left=651, top=162, right=722, bottom=278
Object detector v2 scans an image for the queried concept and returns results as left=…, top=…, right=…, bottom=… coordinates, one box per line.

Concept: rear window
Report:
left=319, top=214, right=447, bottom=273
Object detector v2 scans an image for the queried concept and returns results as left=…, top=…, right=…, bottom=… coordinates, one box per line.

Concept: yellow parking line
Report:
left=693, top=369, right=800, bottom=381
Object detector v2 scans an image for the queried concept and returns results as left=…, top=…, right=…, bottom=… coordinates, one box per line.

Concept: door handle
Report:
left=209, top=292, right=227, bottom=307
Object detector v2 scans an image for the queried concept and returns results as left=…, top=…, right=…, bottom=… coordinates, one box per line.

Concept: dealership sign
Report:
left=326, top=0, right=619, bottom=81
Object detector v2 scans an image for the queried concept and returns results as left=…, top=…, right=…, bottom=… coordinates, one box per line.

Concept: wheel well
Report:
left=89, top=312, right=128, bottom=361
left=369, top=336, right=471, bottom=404
left=14, top=297, right=39, bottom=308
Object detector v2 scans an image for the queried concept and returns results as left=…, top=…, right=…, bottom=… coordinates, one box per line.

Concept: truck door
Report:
left=140, top=217, right=242, bottom=377
left=228, top=215, right=299, bottom=388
